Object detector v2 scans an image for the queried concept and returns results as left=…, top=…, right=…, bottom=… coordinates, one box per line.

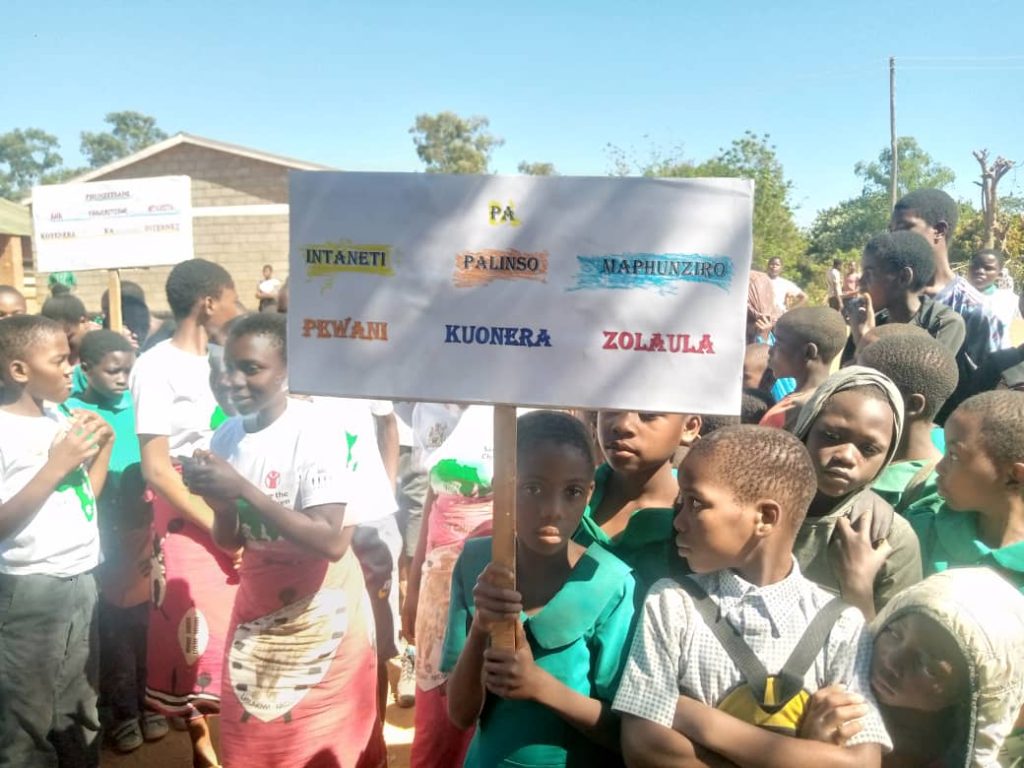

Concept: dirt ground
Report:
left=101, top=659, right=414, bottom=768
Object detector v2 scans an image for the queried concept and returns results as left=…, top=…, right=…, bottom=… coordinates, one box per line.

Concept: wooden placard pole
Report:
left=107, top=269, right=123, bottom=334
left=490, top=405, right=518, bottom=651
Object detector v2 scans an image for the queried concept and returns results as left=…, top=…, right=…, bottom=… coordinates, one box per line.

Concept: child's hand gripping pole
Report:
left=490, top=405, right=518, bottom=651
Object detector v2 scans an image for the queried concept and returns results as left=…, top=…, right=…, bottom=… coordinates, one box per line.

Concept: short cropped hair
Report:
left=165, top=259, right=234, bottom=321
left=741, top=389, right=774, bottom=424
left=973, top=248, right=1005, bottom=268
left=226, top=312, right=286, bottom=361
left=0, top=315, right=64, bottom=371
left=101, top=279, right=147, bottom=312
left=685, top=425, right=817, bottom=528
left=41, top=294, right=87, bottom=325
left=954, top=391, right=1024, bottom=465
left=774, top=306, right=848, bottom=363
left=867, top=323, right=932, bottom=342
left=859, top=334, right=958, bottom=421
left=517, top=410, right=595, bottom=468
left=698, top=413, right=741, bottom=437
left=864, top=231, right=936, bottom=291
left=894, top=189, right=959, bottom=243
left=79, top=330, right=134, bottom=367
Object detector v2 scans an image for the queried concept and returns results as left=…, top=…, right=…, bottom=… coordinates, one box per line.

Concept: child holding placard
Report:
left=445, top=410, right=636, bottom=767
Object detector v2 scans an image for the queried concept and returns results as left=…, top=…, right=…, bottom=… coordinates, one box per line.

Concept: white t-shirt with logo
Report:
left=210, top=400, right=353, bottom=546
left=131, top=340, right=216, bottom=459
left=412, top=403, right=466, bottom=473
left=307, top=397, right=398, bottom=526
left=0, top=407, right=101, bottom=576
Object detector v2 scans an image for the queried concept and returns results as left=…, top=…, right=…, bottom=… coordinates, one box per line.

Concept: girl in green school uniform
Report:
left=573, top=410, right=699, bottom=591
left=445, top=411, right=637, bottom=767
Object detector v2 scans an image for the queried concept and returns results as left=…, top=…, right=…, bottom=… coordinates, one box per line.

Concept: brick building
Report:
left=31, top=133, right=331, bottom=313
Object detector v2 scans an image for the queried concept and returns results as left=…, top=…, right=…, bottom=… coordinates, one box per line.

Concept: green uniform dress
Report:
left=64, top=388, right=141, bottom=524
left=909, top=504, right=1024, bottom=593
left=872, top=459, right=941, bottom=515
left=442, top=537, right=636, bottom=768
left=573, top=464, right=687, bottom=594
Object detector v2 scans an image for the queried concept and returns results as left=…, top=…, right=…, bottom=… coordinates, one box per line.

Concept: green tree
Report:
left=517, top=161, right=557, bottom=176
left=0, top=128, right=64, bottom=199
left=953, top=201, right=1024, bottom=267
left=806, top=194, right=890, bottom=259
left=854, top=136, right=955, bottom=198
left=410, top=112, right=503, bottom=174
left=80, top=111, right=168, bottom=169
left=629, top=131, right=806, bottom=267
left=807, top=137, right=955, bottom=262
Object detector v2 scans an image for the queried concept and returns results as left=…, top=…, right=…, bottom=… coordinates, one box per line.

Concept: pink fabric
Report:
left=416, top=493, right=493, bottom=693
left=426, top=492, right=494, bottom=552
left=218, top=542, right=382, bottom=768
left=145, top=489, right=238, bottom=718
left=410, top=685, right=474, bottom=768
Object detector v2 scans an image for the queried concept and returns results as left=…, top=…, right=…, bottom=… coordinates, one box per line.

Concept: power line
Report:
left=894, top=55, right=1024, bottom=61
left=898, top=65, right=1024, bottom=71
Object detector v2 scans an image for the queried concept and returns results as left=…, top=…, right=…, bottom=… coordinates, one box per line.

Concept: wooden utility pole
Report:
left=889, top=56, right=898, bottom=209
left=973, top=149, right=1015, bottom=249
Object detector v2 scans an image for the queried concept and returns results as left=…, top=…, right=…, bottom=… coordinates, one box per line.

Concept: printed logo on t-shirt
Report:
left=57, top=466, right=97, bottom=522
left=345, top=432, right=360, bottom=472
left=264, top=470, right=281, bottom=490
left=426, top=423, right=449, bottom=450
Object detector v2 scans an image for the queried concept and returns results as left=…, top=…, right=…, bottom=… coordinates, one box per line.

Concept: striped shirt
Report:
left=613, top=561, right=892, bottom=750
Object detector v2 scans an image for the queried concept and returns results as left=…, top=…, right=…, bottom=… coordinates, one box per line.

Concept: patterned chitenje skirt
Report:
left=145, top=489, right=239, bottom=718
left=218, top=543, right=382, bottom=768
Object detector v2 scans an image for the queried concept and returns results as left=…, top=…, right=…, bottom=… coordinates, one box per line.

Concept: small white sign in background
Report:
left=31, top=175, right=194, bottom=272
left=288, top=172, right=753, bottom=414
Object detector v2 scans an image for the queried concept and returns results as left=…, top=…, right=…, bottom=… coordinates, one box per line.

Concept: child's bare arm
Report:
left=373, top=412, right=400, bottom=492
left=186, top=450, right=349, bottom=560
left=0, top=418, right=101, bottom=540
left=446, top=621, right=490, bottom=729
left=447, top=562, right=521, bottom=728
left=672, top=696, right=881, bottom=768
left=484, top=621, right=618, bottom=750
left=210, top=504, right=244, bottom=553
left=832, top=509, right=893, bottom=620
left=621, top=714, right=724, bottom=768
left=139, top=435, right=215, bottom=533
left=401, top=485, right=435, bottom=643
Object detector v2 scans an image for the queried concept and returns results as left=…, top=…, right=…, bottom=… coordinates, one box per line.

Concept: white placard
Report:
left=31, top=176, right=193, bottom=272
left=288, top=172, right=753, bottom=414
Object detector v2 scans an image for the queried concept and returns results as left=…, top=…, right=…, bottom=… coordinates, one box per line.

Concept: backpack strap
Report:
left=773, top=598, right=848, bottom=705
left=894, top=459, right=939, bottom=515
left=678, top=577, right=772, bottom=703
left=679, top=578, right=848, bottom=708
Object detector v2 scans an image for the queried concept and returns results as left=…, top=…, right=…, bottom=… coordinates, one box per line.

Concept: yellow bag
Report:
left=679, top=578, right=847, bottom=736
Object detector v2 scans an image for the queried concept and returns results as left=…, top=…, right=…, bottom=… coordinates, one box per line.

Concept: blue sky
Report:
left=6, top=0, right=1023, bottom=225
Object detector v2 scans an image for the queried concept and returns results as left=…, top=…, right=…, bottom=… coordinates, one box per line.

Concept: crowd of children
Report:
left=1, top=184, right=1023, bottom=768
